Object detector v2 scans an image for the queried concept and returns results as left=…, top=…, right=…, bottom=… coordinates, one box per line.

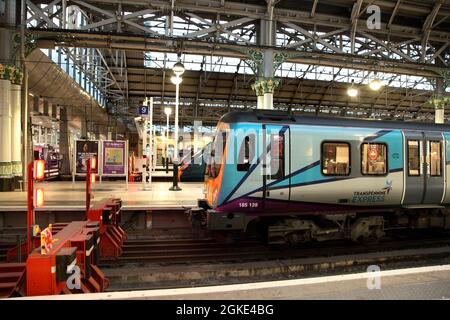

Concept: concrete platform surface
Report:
left=0, top=181, right=204, bottom=211
left=13, top=264, right=450, bottom=300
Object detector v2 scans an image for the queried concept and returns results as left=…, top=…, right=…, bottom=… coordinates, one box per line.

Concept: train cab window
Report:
left=429, top=141, right=442, bottom=177
left=237, top=134, right=255, bottom=171
left=267, top=133, right=285, bottom=180
left=407, top=140, right=421, bottom=176
left=361, top=143, right=387, bottom=175
left=209, top=131, right=227, bottom=178
left=321, top=142, right=350, bottom=176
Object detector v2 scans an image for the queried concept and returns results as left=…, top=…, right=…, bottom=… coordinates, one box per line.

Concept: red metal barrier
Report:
left=6, top=223, right=69, bottom=263
left=26, top=221, right=106, bottom=296
left=0, top=263, right=26, bottom=298
left=5, top=159, right=126, bottom=297
left=7, top=198, right=127, bottom=269
left=87, top=198, right=126, bottom=259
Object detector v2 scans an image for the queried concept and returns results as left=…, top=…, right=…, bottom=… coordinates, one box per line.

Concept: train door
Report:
left=422, top=132, right=445, bottom=204
left=403, top=131, right=445, bottom=205
left=263, top=125, right=290, bottom=208
left=403, top=131, right=424, bottom=205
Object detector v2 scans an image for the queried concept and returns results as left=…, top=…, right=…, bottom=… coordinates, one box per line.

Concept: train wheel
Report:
left=350, top=216, right=385, bottom=243
left=286, top=231, right=311, bottom=246
left=356, top=226, right=384, bottom=245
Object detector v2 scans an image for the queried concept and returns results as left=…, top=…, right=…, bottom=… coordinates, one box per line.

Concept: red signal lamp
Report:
left=33, top=160, right=45, bottom=181
left=91, top=156, right=97, bottom=170
left=34, top=188, right=44, bottom=208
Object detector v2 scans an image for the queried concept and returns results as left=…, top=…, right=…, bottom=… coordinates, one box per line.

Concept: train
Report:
left=178, top=145, right=210, bottom=182
left=189, top=110, right=450, bottom=244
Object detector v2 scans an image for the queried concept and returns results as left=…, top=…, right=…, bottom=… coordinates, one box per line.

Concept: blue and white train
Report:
left=190, top=110, right=450, bottom=244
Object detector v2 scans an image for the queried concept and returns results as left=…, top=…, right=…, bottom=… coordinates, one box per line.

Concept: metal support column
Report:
left=435, top=77, right=445, bottom=124
left=59, top=107, right=71, bottom=176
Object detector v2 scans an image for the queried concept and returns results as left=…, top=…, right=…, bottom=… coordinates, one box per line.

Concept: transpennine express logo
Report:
left=382, top=180, right=393, bottom=194
left=351, top=181, right=393, bottom=203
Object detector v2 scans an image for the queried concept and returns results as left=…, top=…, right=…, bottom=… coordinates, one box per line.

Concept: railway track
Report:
left=0, top=243, right=12, bottom=262
left=101, top=231, right=450, bottom=266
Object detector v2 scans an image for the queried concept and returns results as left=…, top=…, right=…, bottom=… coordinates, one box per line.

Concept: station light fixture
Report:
left=170, top=75, right=183, bottom=85
left=171, top=60, right=185, bottom=85
left=369, top=72, right=383, bottom=91
left=347, top=80, right=358, bottom=97
left=169, top=58, right=185, bottom=192
left=164, top=107, right=172, bottom=116
left=172, top=61, right=185, bottom=77
left=33, top=160, right=45, bottom=181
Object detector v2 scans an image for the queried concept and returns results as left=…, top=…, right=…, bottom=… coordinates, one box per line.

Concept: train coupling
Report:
left=187, top=199, right=210, bottom=228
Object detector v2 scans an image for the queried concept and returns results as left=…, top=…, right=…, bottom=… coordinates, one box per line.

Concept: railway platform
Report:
left=0, top=181, right=203, bottom=211
left=11, top=264, right=450, bottom=300
left=0, top=181, right=204, bottom=236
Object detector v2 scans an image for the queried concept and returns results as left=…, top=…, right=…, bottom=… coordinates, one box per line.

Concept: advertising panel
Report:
left=103, top=140, right=126, bottom=175
left=75, top=140, right=99, bottom=174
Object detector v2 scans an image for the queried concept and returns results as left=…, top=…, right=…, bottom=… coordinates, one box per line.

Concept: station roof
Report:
left=25, top=0, right=450, bottom=129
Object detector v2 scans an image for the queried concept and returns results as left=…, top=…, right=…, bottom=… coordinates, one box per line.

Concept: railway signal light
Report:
left=33, top=160, right=45, bottom=181
left=91, top=156, right=97, bottom=170
left=34, top=188, right=44, bottom=208
left=91, top=173, right=96, bottom=184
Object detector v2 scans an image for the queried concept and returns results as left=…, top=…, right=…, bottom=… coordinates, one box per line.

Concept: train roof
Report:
left=219, top=110, right=450, bottom=132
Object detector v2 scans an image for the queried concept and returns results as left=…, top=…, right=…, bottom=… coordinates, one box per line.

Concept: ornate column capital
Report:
left=252, top=78, right=280, bottom=95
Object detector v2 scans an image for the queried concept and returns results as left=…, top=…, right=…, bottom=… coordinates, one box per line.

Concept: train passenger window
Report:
left=361, top=143, right=387, bottom=175
left=237, top=134, right=255, bottom=171
left=429, top=141, right=442, bottom=177
left=407, top=140, right=420, bottom=176
left=321, top=142, right=350, bottom=176
left=268, top=133, right=285, bottom=180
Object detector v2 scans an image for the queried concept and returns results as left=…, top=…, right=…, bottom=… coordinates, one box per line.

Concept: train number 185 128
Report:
left=239, top=202, right=259, bottom=208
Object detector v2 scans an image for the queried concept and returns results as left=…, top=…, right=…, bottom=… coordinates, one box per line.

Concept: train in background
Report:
left=178, top=144, right=211, bottom=182
left=189, top=110, right=450, bottom=244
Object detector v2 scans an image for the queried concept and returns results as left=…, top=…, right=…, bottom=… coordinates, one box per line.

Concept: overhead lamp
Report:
left=172, top=61, right=185, bottom=77
left=369, top=72, right=383, bottom=91
left=347, top=80, right=358, bottom=97
left=164, top=107, right=172, bottom=116
left=170, top=75, right=182, bottom=85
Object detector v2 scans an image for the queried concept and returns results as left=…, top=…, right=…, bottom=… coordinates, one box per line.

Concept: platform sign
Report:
left=75, top=140, right=99, bottom=174
left=138, top=105, right=149, bottom=116
left=102, top=140, right=127, bottom=175
left=40, top=226, right=53, bottom=255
